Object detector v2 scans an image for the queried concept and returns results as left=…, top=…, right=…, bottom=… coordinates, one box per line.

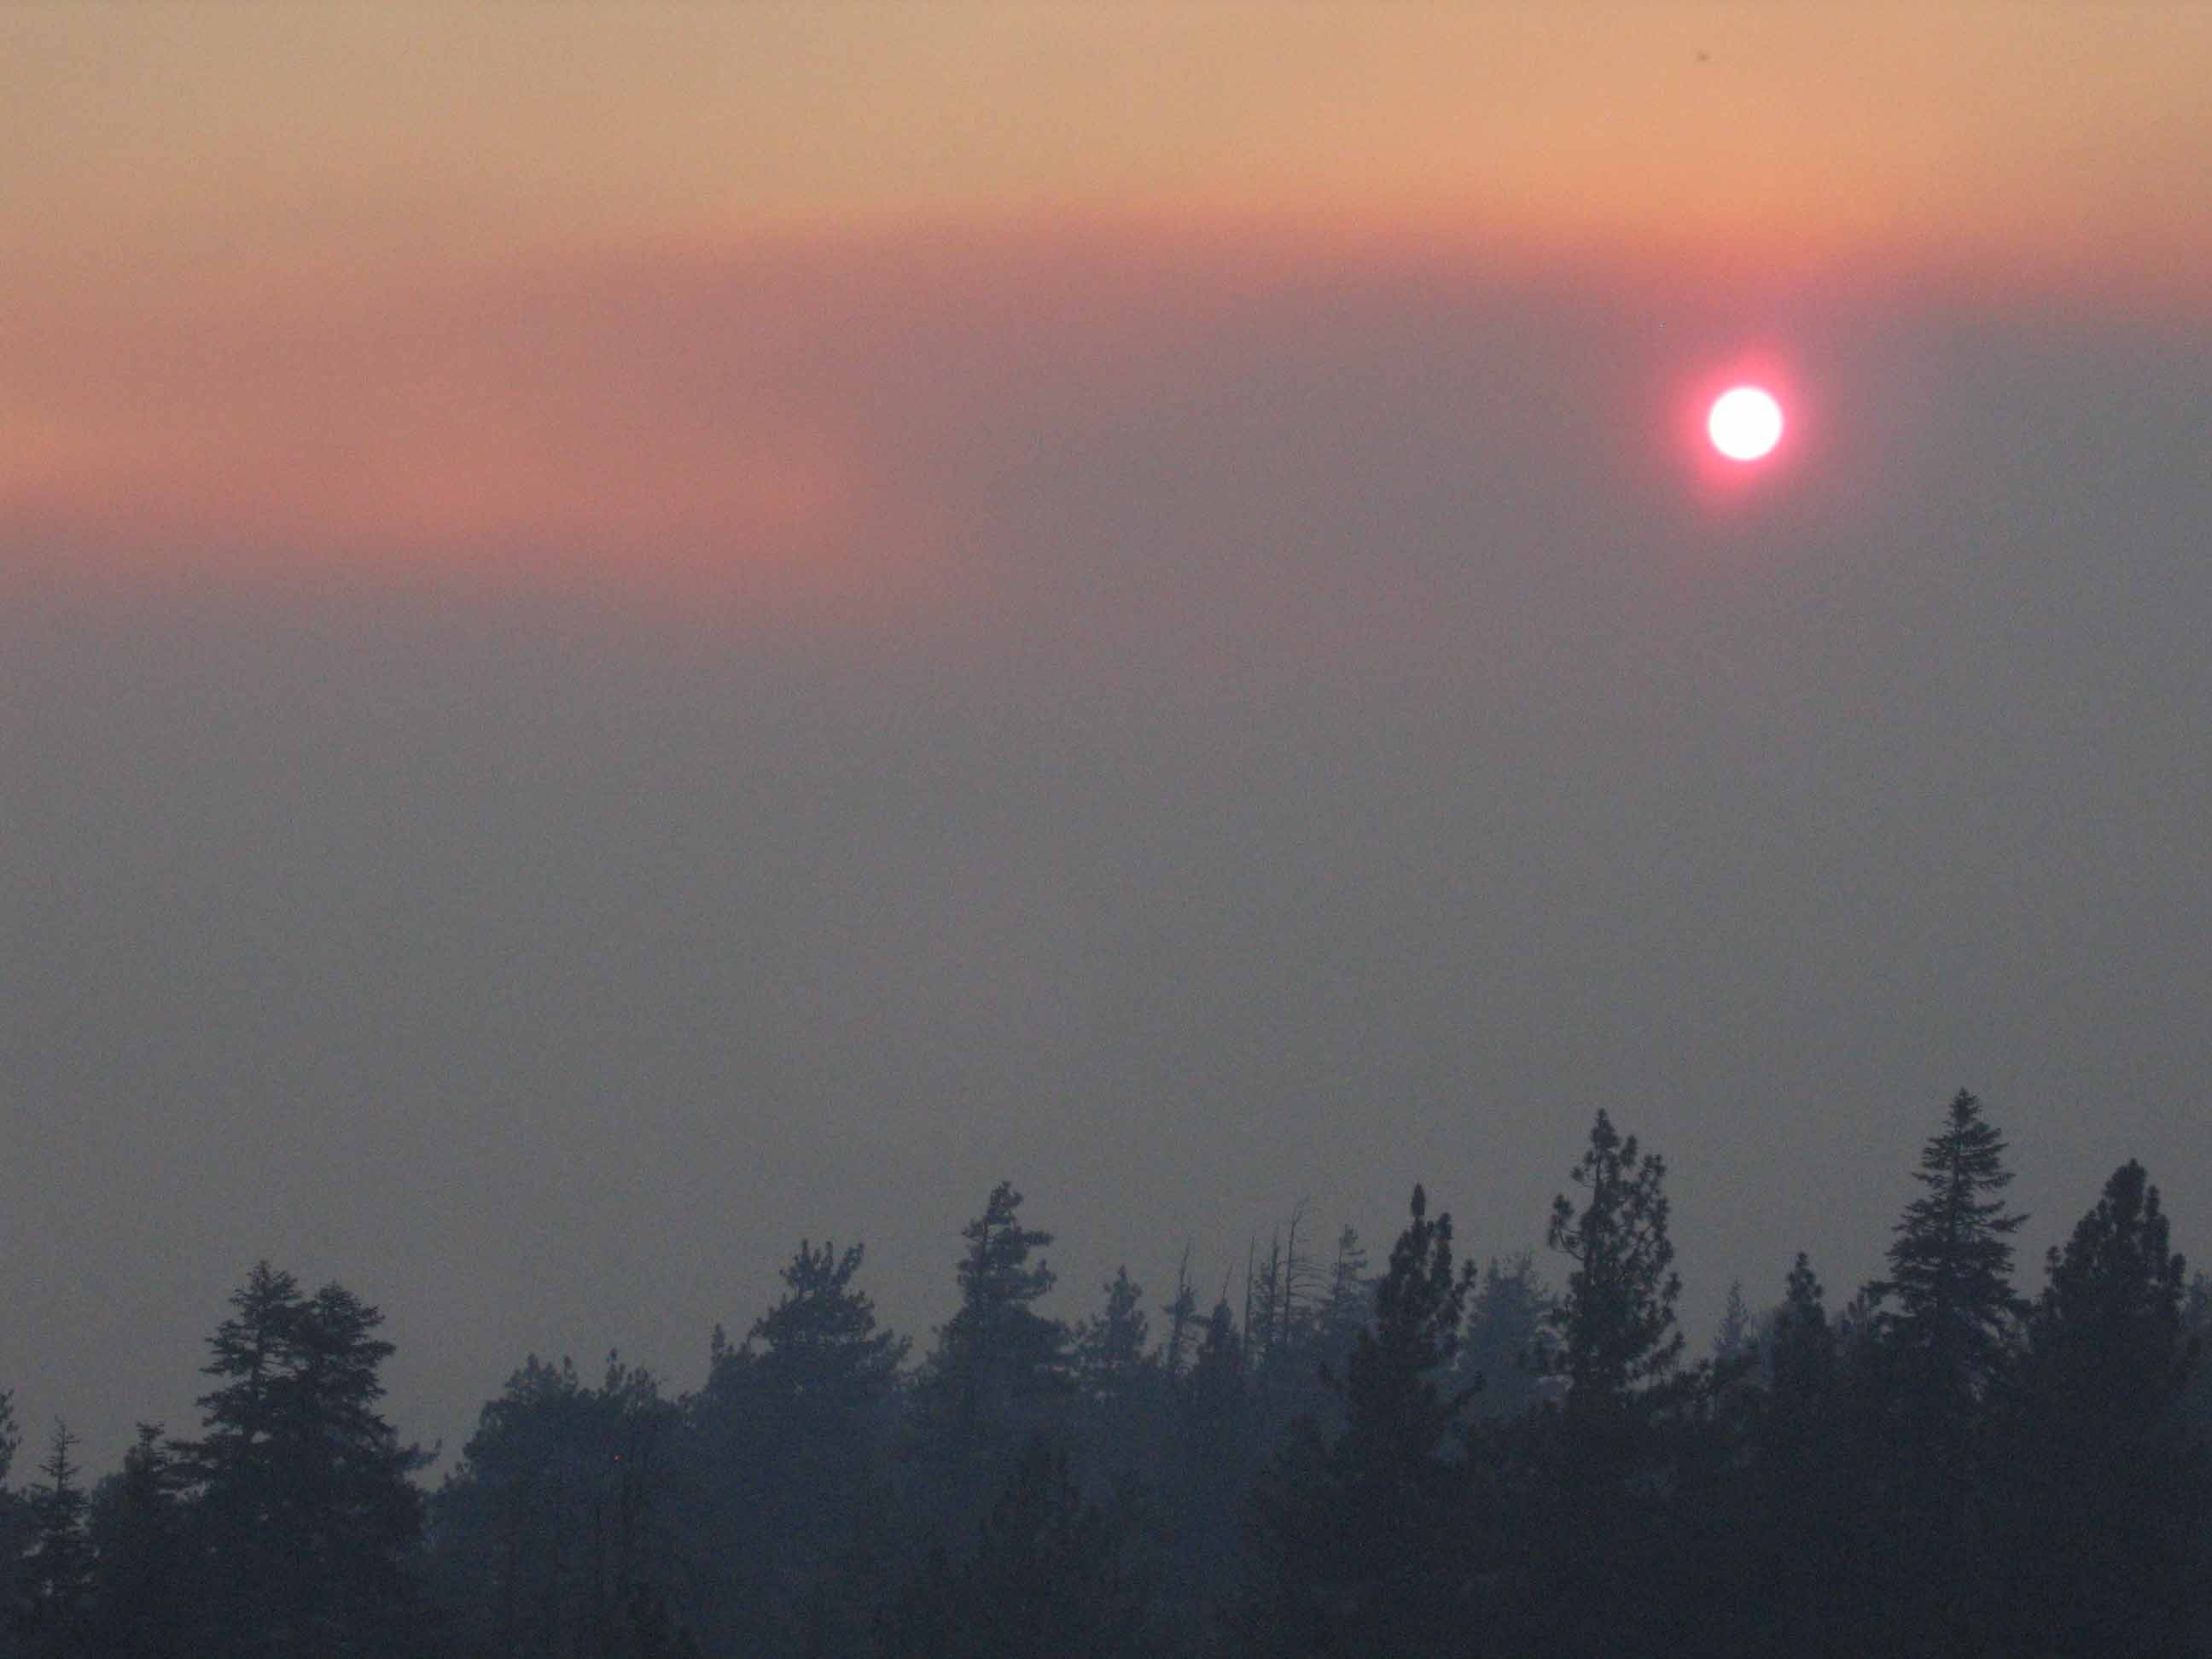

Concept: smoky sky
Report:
left=3, top=235, right=2208, bottom=1471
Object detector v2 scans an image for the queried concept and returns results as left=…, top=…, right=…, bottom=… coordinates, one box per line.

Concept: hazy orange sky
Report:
left=6, top=3, right=2209, bottom=587
left=12, top=3, right=2210, bottom=272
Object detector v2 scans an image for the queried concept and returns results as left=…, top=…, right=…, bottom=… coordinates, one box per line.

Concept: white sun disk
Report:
left=1708, top=386, right=1784, bottom=461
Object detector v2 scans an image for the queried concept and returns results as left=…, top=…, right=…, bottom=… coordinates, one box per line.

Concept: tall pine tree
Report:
left=687, top=1239, right=907, bottom=1657
left=1999, top=1160, right=2207, bottom=1651
left=1072, top=1268, right=1151, bottom=1412
left=900, top=1183, right=1071, bottom=1592
left=1540, top=1109, right=1687, bottom=1422
left=1515, top=1112, right=1699, bottom=1655
left=1243, top=1186, right=1479, bottom=1657
left=14, top=1420, right=92, bottom=1658
left=1871, top=1089, right=2027, bottom=1420
left=85, top=1424, right=190, bottom=1659
left=1862, top=1090, right=2028, bottom=1651
left=174, top=1262, right=430, bottom=1656
left=433, top=1350, right=685, bottom=1659
left=923, top=1182, right=1067, bottom=1437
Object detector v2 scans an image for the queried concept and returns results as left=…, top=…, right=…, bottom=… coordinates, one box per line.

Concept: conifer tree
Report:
left=1073, top=1268, right=1150, bottom=1410
left=14, top=1420, right=92, bottom=1656
left=1743, top=1254, right=1851, bottom=1656
left=174, top=1262, right=429, bottom=1656
left=434, top=1351, right=683, bottom=1658
left=1711, top=1279, right=1754, bottom=1363
left=1871, top=1089, right=2027, bottom=1419
left=1766, top=1254, right=1834, bottom=1424
left=1860, top=1091, right=2029, bottom=1649
left=1069, top=1265, right=1163, bottom=1491
left=2024, top=1158, right=2192, bottom=1427
left=737, top=1239, right=910, bottom=1411
left=1330, top=1187, right=1478, bottom=1473
left=1458, top=1251, right=1552, bottom=1419
left=1244, top=1187, right=1479, bottom=1656
left=2000, top=1160, right=2208, bottom=1650
left=925, top=1182, right=1067, bottom=1433
left=901, top=1183, right=1071, bottom=1588
left=689, top=1239, right=906, bottom=1657
left=584, top=1354, right=683, bottom=1657
left=428, top=1353, right=596, bottom=1656
left=177, top=1260, right=300, bottom=1505
left=1159, top=1301, right=1251, bottom=1625
left=86, top=1424, right=190, bottom=1659
left=1516, top=1114, right=1699, bottom=1654
left=1540, top=1109, right=1687, bottom=1420
left=169, top=1260, right=304, bottom=1649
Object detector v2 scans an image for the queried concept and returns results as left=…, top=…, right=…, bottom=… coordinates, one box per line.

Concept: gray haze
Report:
left=3, top=247, right=2209, bottom=1471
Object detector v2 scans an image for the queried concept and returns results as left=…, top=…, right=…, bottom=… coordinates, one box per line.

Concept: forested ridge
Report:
left=7, top=1089, right=2209, bottom=1656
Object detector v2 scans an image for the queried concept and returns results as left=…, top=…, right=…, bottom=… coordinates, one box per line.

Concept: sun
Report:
left=1708, top=386, right=1784, bottom=461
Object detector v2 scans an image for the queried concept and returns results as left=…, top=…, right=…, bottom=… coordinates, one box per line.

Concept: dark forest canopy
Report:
left=6, top=1091, right=2210, bottom=1656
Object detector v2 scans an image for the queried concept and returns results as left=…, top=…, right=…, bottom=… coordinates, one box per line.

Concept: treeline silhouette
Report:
left=5, top=1089, right=2209, bottom=1656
